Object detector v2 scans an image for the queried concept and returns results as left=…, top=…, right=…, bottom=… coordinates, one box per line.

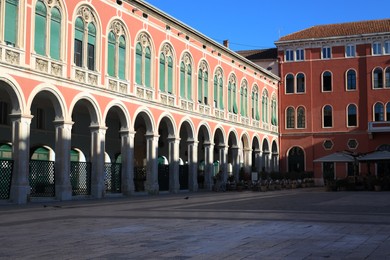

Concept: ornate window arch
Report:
left=271, top=94, right=278, bottom=126
left=228, top=74, right=238, bottom=114
left=135, top=32, right=152, bottom=88
left=159, top=43, right=174, bottom=94
left=251, top=84, right=259, bottom=120
left=240, top=79, right=248, bottom=117
left=213, top=67, right=224, bottom=109
left=1, top=0, right=26, bottom=48
left=197, top=60, right=209, bottom=105
left=180, top=52, right=193, bottom=100
left=107, top=20, right=127, bottom=80
left=262, top=89, right=269, bottom=123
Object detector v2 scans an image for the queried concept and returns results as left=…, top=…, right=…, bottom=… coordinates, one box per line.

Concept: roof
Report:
left=277, top=19, right=390, bottom=42
left=236, top=48, right=278, bottom=60
left=313, top=152, right=355, bottom=163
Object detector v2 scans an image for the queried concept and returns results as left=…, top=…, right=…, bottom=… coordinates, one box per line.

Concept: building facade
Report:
left=0, top=0, right=279, bottom=203
left=275, top=20, right=390, bottom=183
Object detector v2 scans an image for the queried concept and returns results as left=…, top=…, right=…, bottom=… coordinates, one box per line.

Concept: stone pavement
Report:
left=0, top=188, right=390, bottom=259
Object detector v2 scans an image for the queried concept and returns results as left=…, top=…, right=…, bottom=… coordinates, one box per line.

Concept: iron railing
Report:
left=29, top=160, right=55, bottom=197
left=0, top=160, right=13, bottom=199
left=104, top=163, right=121, bottom=194
left=70, top=162, right=91, bottom=196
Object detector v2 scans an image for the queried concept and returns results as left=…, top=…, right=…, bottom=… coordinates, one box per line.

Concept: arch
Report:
left=346, top=69, right=357, bottom=90
left=296, top=72, right=305, bottom=93
left=178, top=118, right=195, bottom=141
left=158, top=41, right=176, bottom=94
left=0, top=77, right=25, bottom=114
left=271, top=140, right=278, bottom=154
left=103, top=100, right=131, bottom=130
left=262, top=138, right=270, bottom=153
left=157, top=113, right=177, bottom=138
left=374, top=102, right=384, bottom=121
left=373, top=67, right=384, bottom=89
left=133, top=107, right=155, bottom=134
left=134, top=30, right=154, bottom=88
left=285, top=73, right=294, bottom=93
left=197, top=122, right=211, bottom=143
left=322, top=70, right=332, bottom=92
left=227, top=128, right=239, bottom=148
left=287, top=146, right=305, bottom=173
left=197, top=59, right=209, bottom=105
left=347, top=103, right=357, bottom=127
left=69, top=92, right=102, bottom=125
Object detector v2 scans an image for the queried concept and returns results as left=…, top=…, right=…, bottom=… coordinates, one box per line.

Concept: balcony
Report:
left=368, top=121, right=390, bottom=133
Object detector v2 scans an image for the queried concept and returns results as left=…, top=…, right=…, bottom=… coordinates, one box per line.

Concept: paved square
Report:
left=1, top=188, right=390, bottom=259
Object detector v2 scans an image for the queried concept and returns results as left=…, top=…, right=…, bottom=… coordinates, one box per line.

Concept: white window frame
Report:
left=384, top=41, right=390, bottom=55
left=372, top=42, right=382, bottom=55
left=285, top=49, right=294, bottom=62
left=296, top=49, right=304, bottom=61
left=346, top=44, right=355, bottom=58
left=322, top=46, right=331, bottom=59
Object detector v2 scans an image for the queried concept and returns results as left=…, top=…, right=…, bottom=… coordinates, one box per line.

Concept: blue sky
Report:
left=145, top=0, right=390, bottom=51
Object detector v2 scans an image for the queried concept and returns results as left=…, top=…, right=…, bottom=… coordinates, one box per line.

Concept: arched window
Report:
left=74, top=6, right=97, bottom=71
left=107, top=21, right=127, bottom=80
left=286, top=107, right=295, bottom=129
left=50, top=7, right=61, bottom=60
left=271, top=95, right=277, bottom=126
left=34, top=1, right=47, bottom=56
left=323, top=105, right=333, bottom=127
left=251, top=86, right=260, bottom=121
left=198, top=61, right=209, bottom=105
left=285, top=73, right=294, bottom=93
left=347, top=104, right=357, bottom=127
left=213, top=68, right=224, bottom=109
left=159, top=44, right=174, bottom=94
left=322, top=71, right=332, bottom=91
left=296, top=73, right=305, bottom=93
left=385, top=67, right=390, bottom=88
left=387, top=103, right=390, bottom=122
left=346, top=70, right=356, bottom=90
left=135, top=33, right=152, bottom=87
left=297, top=106, right=305, bottom=128
left=240, top=81, right=248, bottom=117
left=373, top=68, right=383, bottom=89
left=374, top=102, right=384, bottom=121
left=3, top=0, right=20, bottom=47
left=228, top=75, right=238, bottom=114
left=288, top=147, right=305, bottom=172
left=179, top=53, right=192, bottom=99
left=262, top=90, right=269, bottom=123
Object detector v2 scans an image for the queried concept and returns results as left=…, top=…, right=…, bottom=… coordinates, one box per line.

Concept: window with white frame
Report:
left=346, top=69, right=357, bottom=90
left=372, top=42, right=382, bottom=55
left=285, top=49, right=294, bottom=61
left=286, top=107, right=295, bottom=129
left=323, top=105, right=333, bottom=128
left=322, top=46, right=331, bottom=59
left=347, top=104, right=357, bottom=127
left=385, top=41, right=390, bottom=54
left=346, top=44, right=355, bottom=57
left=374, top=102, right=384, bottom=121
left=296, top=49, right=304, bottom=61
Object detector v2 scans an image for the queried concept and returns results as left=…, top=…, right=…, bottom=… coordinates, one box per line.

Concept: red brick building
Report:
left=275, top=19, right=390, bottom=183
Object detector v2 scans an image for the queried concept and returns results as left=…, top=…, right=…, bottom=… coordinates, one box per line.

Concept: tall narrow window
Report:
left=347, top=104, right=357, bottom=127
left=87, top=23, right=96, bottom=71
left=251, top=87, right=259, bottom=121
left=373, top=68, right=383, bottom=89
left=286, top=107, right=294, bottom=129
left=262, top=90, right=268, bottom=123
left=34, top=1, right=47, bottom=56
left=107, top=32, right=116, bottom=77
left=4, top=0, right=19, bottom=46
left=323, top=105, right=333, bottom=127
left=240, top=84, right=247, bottom=117
left=74, top=17, right=84, bottom=67
left=285, top=49, right=294, bottom=61
left=322, top=71, right=332, bottom=92
left=296, top=73, right=305, bottom=93
left=297, top=106, right=305, bottom=128
left=346, top=44, right=355, bottom=57
left=285, top=74, right=294, bottom=93
left=271, top=96, right=277, bottom=126
left=373, top=42, right=382, bottom=55
left=179, top=53, right=193, bottom=100
left=228, top=76, right=237, bottom=113
left=296, top=49, right=304, bottom=61
left=135, top=33, right=153, bottom=88
left=385, top=68, right=390, bottom=88
left=197, top=61, right=209, bottom=105
left=50, top=7, right=61, bottom=60
left=214, top=75, right=218, bottom=108
left=374, top=103, right=384, bottom=121
left=385, top=41, right=390, bottom=54
left=386, top=103, right=390, bottom=121
left=346, top=70, right=356, bottom=90
left=322, top=47, right=331, bottom=59
left=107, top=21, right=127, bottom=80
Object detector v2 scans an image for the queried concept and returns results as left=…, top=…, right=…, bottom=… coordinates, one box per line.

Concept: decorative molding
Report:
left=36, top=58, right=48, bottom=73
left=5, top=49, right=20, bottom=65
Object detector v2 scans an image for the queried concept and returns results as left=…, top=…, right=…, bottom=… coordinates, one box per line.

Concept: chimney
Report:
left=223, top=39, right=229, bottom=48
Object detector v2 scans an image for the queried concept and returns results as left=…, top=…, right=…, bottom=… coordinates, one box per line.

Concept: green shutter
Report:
left=214, top=76, right=218, bottom=107
left=5, top=0, right=19, bottom=46
left=240, top=90, right=244, bottom=116
left=187, top=65, right=192, bottom=100
left=228, top=82, right=232, bottom=112
left=75, top=17, right=84, bottom=40
left=34, top=1, right=47, bottom=55
left=204, top=72, right=208, bottom=105
left=198, top=69, right=202, bottom=103
left=145, top=47, right=151, bottom=88
left=219, top=78, right=224, bottom=109
left=135, top=43, right=142, bottom=85
left=167, top=57, right=173, bottom=94
left=107, top=32, right=116, bottom=77
left=159, top=53, right=165, bottom=92
left=255, top=94, right=260, bottom=121
left=0, top=144, right=12, bottom=159
left=180, top=62, right=185, bottom=98
left=50, top=7, right=61, bottom=60
left=88, top=23, right=96, bottom=45
left=233, top=85, right=238, bottom=114
left=118, top=36, right=126, bottom=80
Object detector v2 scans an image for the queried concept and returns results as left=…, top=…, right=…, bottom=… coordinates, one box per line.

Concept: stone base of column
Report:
left=55, top=184, right=72, bottom=201
left=10, top=184, right=30, bottom=204
left=91, top=183, right=104, bottom=199
left=145, top=182, right=159, bottom=195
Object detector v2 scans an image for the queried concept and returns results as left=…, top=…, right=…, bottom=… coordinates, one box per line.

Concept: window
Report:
left=297, top=106, right=305, bottom=128
left=240, top=82, right=248, bottom=117
left=346, top=70, right=356, bottom=90
left=251, top=86, right=260, bottom=121
left=213, top=68, right=224, bottom=109
left=385, top=68, right=390, bottom=88
left=227, top=75, right=238, bottom=114
left=262, top=90, right=269, bottom=123
left=373, top=42, right=382, bottom=55
left=374, top=103, right=384, bottom=121
left=322, top=47, right=331, bottom=59
left=107, top=21, right=127, bottom=80
left=74, top=7, right=97, bottom=71
left=323, top=105, right=333, bottom=127
left=286, top=107, right=294, bottom=129
left=4, top=0, right=19, bottom=47
left=347, top=104, right=357, bottom=127
left=285, top=74, right=294, bottom=93
left=296, top=73, right=305, bottom=93
left=271, top=95, right=277, bottom=126
left=387, top=103, right=390, bottom=121
left=0, top=101, right=9, bottom=125
left=34, top=1, right=47, bottom=56
left=198, top=61, right=209, bottom=105
left=346, top=44, right=355, bottom=57
left=136, top=33, right=152, bottom=88
left=373, top=68, right=383, bottom=89
left=36, top=108, right=45, bottom=130
left=159, top=44, right=174, bottom=94
left=322, top=71, right=332, bottom=92
left=285, top=49, right=294, bottom=61
left=385, top=41, right=390, bottom=54
left=296, top=49, right=304, bottom=61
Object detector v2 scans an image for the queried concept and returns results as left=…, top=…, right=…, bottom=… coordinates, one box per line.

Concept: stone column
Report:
left=204, top=142, right=214, bottom=190
left=9, top=114, right=32, bottom=204
left=231, top=146, right=240, bottom=181
left=253, top=148, right=261, bottom=173
left=120, top=129, right=135, bottom=195
left=188, top=139, right=198, bottom=191
left=53, top=120, right=73, bottom=201
left=219, top=145, right=228, bottom=182
left=90, top=125, right=107, bottom=198
left=145, top=134, right=159, bottom=194
left=244, top=147, right=252, bottom=173
left=168, top=137, right=180, bottom=193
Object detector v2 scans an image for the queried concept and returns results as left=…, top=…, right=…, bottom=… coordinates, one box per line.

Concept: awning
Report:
left=313, top=152, right=355, bottom=163
left=358, top=150, right=390, bottom=161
